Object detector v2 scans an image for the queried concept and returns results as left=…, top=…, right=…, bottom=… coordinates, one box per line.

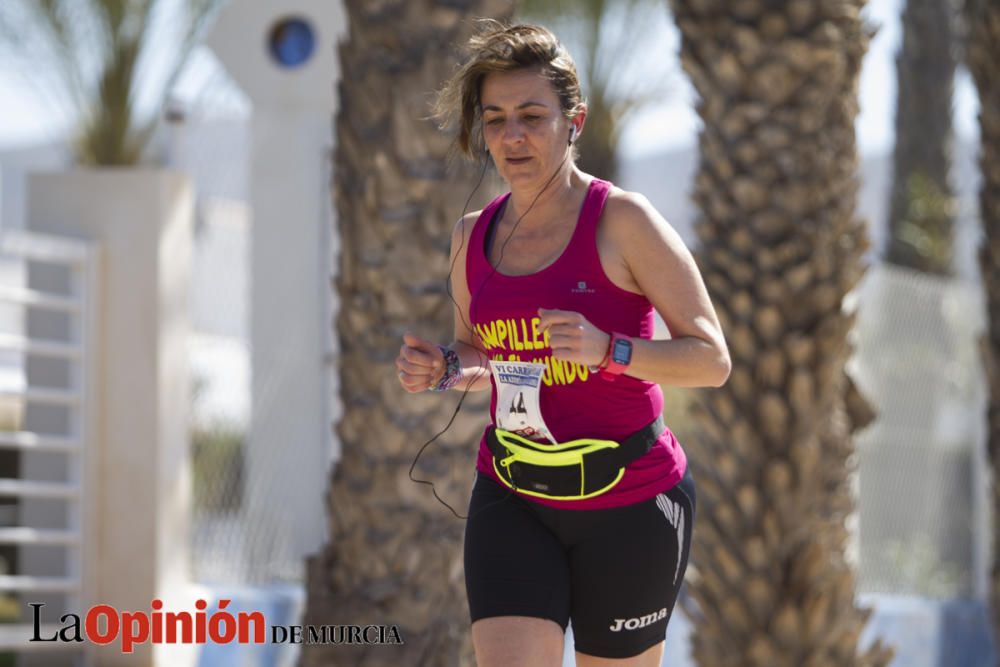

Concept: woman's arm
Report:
left=396, top=212, right=493, bottom=393
left=539, top=192, right=731, bottom=389
left=445, top=211, right=493, bottom=391
left=611, top=192, right=731, bottom=387
left=447, top=339, right=492, bottom=392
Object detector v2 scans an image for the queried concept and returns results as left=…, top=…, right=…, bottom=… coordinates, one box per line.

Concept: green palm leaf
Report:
left=0, top=0, right=223, bottom=165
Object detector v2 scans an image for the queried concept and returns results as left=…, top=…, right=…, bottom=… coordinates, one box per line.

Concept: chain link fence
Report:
left=176, top=50, right=339, bottom=587
left=848, top=258, right=989, bottom=599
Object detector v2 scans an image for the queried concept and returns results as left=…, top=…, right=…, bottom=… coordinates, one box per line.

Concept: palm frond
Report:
left=0, top=0, right=225, bottom=165
left=519, top=0, right=589, bottom=20
left=517, top=0, right=675, bottom=176
left=157, top=0, right=224, bottom=109
left=23, top=0, right=92, bottom=113
left=0, top=3, right=30, bottom=52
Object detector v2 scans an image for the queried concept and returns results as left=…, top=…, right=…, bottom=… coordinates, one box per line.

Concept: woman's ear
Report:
left=568, top=106, right=587, bottom=145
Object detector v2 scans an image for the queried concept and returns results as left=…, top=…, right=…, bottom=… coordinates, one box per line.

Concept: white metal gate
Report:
left=0, top=228, right=97, bottom=664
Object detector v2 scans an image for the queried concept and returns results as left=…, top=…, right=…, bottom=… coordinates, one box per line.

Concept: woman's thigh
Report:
left=568, top=467, right=696, bottom=660
left=464, top=472, right=572, bottom=637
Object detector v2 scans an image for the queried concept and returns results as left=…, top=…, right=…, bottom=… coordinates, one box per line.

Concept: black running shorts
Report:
left=463, top=466, right=696, bottom=659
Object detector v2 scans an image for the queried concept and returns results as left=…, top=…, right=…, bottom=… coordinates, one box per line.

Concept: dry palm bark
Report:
left=300, top=2, right=513, bottom=666
left=966, top=0, right=1000, bottom=655
left=666, top=0, right=893, bottom=664
left=886, top=0, right=958, bottom=275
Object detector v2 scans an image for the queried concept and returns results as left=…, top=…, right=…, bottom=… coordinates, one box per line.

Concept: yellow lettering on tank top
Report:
left=550, top=357, right=567, bottom=385
left=495, top=320, right=508, bottom=349
left=520, top=319, right=533, bottom=350
left=531, top=317, right=543, bottom=349
left=509, top=318, right=524, bottom=351
left=478, top=322, right=500, bottom=350
left=477, top=317, right=592, bottom=385
left=565, top=361, right=577, bottom=384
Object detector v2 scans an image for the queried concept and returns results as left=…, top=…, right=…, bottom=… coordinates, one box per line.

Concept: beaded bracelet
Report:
left=428, top=345, right=462, bottom=392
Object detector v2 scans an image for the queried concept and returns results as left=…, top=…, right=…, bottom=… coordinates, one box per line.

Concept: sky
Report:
left=0, top=0, right=981, bottom=160
left=614, top=0, right=980, bottom=158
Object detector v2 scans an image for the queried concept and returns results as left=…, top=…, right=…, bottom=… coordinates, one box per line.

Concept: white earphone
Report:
left=569, top=124, right=578, bottom=145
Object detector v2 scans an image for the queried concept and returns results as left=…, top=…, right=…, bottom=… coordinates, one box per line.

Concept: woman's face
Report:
left=480, top=67, right=575, bottom=187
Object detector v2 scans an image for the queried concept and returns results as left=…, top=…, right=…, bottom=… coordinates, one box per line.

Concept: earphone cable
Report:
left=407, top=149, right=571, bottom=520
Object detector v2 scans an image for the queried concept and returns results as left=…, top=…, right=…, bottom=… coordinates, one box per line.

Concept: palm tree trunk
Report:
left=965, top=0, right=1000, bottom=656
left=300, top=2, right=513, bottom=666
left=666, top=0, right=893, bottom=664
left=574, top=93, right=618, bottom=181
left=885, top=0, right=958, bottom=275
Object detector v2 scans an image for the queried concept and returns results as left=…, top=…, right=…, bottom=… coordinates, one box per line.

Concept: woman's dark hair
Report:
left=433, top=20, right=585, bottom=160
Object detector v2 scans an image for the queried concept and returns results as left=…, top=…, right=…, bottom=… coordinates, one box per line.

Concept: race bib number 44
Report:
left=488, top=360, right=555, bottom=444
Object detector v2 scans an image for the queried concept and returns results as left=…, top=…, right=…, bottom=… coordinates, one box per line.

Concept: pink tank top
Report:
left=467, top=177, right=687, bottom=509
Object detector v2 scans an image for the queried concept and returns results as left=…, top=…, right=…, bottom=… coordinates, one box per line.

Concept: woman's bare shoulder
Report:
left=602, top=186, right=675, bottom=242
left=451, top=209, right=483, bottom=245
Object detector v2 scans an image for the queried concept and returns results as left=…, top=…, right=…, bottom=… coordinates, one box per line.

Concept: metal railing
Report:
left=0, top=228, right=98, bottom=660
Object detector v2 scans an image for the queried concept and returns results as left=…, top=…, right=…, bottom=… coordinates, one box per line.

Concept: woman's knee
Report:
left=471, top=615, right=565, bottom=667
left=575, top=639, right=665, bottom=667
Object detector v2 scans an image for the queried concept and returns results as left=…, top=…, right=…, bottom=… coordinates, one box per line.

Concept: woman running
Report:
left=396, top=22, right=730, bottom=666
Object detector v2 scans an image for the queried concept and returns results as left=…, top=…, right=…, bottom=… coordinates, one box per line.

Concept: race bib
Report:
left=489, top=360, right=555, bottom=444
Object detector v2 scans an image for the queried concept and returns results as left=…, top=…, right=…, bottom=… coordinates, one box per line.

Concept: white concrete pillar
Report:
left=243, top=108, right=334, bottom=581
left=26, top=169, right=193, bottom=667
left=206, top=2, right=344, bottom=582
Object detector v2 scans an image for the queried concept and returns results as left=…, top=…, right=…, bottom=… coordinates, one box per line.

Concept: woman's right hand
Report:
left=397, top=332, right=447, bottom=393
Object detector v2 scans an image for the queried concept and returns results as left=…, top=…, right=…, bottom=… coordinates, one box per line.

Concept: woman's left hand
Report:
left=537, top=308, right=610, bottom=366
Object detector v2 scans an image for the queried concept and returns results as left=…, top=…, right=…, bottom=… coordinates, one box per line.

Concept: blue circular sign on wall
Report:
left=268, top=17, right=316, bottom=68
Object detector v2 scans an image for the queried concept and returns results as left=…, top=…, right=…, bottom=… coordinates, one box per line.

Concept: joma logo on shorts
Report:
left=608, top=608, right=668, bottom=632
